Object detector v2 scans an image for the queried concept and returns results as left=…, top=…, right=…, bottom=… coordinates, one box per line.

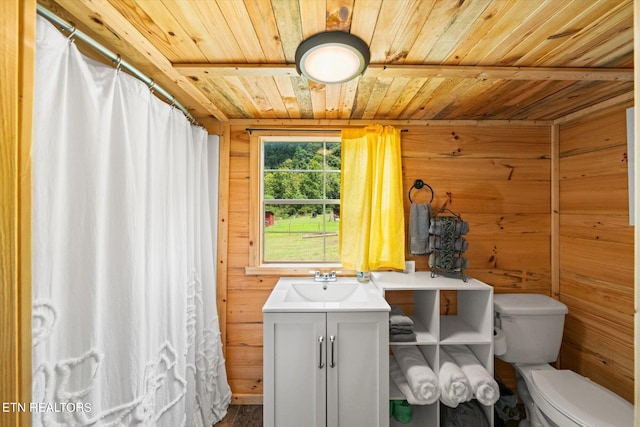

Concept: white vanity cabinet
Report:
left=263, top=311, right=389, bottom=427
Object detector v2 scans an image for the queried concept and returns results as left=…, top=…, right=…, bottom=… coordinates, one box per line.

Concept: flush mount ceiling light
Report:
left=295, top=31, right=370, bottom=85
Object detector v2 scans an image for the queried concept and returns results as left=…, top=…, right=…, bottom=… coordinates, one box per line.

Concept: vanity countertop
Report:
left=262, top=276, right=390, bottom=313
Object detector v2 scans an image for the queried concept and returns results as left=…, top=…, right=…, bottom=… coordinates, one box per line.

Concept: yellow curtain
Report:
left=340, top=124, right=405, bottom=272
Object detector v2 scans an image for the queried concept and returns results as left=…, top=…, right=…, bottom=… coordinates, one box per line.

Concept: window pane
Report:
left=264, top=204, right=340, bottom=262
left=264, top=141, right=324, bottom=171
left=264, top=171, right=323, bottom=200
left=263, top=171, right=293, bottom=199
left=325, top=170, right=340, bottom=200
left=325, top=142, right=341, bottom=170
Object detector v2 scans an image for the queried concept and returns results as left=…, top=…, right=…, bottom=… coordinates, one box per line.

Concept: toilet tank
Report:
left=494, top=294, right=568, bottom=364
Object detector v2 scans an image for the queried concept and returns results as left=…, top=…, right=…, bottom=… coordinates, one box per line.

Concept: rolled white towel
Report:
left=390, top=356, right=431, bottom=405
left=392, top=346, right=439, bottom=404
left=439, top=347, right=472, bottom=408
left=445, top=345, right=499, bottom=406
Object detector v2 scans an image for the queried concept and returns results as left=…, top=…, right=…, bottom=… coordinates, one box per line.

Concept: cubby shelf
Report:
left=372, top=271, right=494, bottom=427
left=389, top=315, right=437, bottom=345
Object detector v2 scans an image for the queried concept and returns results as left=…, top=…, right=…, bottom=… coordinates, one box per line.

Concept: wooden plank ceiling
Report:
left=39, top=0, right=633, bottom=124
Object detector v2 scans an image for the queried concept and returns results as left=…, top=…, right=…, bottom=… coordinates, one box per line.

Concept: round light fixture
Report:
left=295, top=31, right=370, bottom=85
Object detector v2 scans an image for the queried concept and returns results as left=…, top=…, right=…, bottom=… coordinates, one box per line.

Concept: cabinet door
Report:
left=264, top=312, right=327, bottom=427
left=326, top=312, right=389, bottom=427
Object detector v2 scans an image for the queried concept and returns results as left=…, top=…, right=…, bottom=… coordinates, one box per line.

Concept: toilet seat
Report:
left=530, top=369, right=633, bottom=427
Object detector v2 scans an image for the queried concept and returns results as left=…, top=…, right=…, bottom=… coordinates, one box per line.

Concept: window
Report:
left=247, top=133, right=342, bottom=272
left=262, top=136, right=340, bottom=263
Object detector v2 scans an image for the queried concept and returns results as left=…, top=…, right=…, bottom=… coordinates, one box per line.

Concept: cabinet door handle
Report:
left=329, top=335, right=336, bottom=368
left=318, top=336, right=325, bottom=369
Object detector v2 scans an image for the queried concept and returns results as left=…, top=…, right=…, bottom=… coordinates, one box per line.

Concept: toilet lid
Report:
left=531, top=370, right=633, bottom=427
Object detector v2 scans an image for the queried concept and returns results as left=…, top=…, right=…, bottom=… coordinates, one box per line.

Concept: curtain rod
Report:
left=246, top=128, right=408, bottom=134
left=36, top=5, right=198, bottom=126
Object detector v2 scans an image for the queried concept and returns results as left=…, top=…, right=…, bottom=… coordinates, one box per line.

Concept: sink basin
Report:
left=284, top=282, right=364, bottom=302
left=262, top=276, right=390, bottom=312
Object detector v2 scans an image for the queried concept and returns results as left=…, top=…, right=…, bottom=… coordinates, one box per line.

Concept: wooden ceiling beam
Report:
left=365, top=64, right=633, bottom=81
left=174, top=64, right=299, bottom=78
left=174, top=63, right=632, bottom=82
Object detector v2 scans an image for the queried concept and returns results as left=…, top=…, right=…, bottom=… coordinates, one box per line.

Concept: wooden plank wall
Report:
left=1, top=1, right=35, bottom=425
left=223, top=122, right=551, bottom=402
left=558, top=104, right=634, bottom=402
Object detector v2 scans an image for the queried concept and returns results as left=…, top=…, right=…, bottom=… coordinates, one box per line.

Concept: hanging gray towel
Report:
left=409, top=202, right=431, bottom=255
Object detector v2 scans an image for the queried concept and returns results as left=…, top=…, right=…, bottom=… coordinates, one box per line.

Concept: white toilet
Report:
left=493, top=294, right=633, bottom=427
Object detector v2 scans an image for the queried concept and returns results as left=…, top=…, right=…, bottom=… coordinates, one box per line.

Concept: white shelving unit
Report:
left=371, top=272, right=494, bottom=427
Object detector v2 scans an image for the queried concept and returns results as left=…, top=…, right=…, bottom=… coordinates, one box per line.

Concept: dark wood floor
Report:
left=214, top=405, right=262, bottom=427
left=214, top=404, right=522, bottom=426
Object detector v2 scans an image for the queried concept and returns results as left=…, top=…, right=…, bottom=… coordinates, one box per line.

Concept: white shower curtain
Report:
left=32, top=16, right=231, bottom=427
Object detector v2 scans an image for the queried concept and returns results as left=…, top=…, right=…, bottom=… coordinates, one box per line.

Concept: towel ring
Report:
left=408, top=179, right=434, bottom=203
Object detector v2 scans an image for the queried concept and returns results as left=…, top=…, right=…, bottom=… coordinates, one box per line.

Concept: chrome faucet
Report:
left=311, top=270, right=338, bottom=283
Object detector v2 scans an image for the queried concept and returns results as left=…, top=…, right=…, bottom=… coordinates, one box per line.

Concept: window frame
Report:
left=245, top=132, right=347, bottom=275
